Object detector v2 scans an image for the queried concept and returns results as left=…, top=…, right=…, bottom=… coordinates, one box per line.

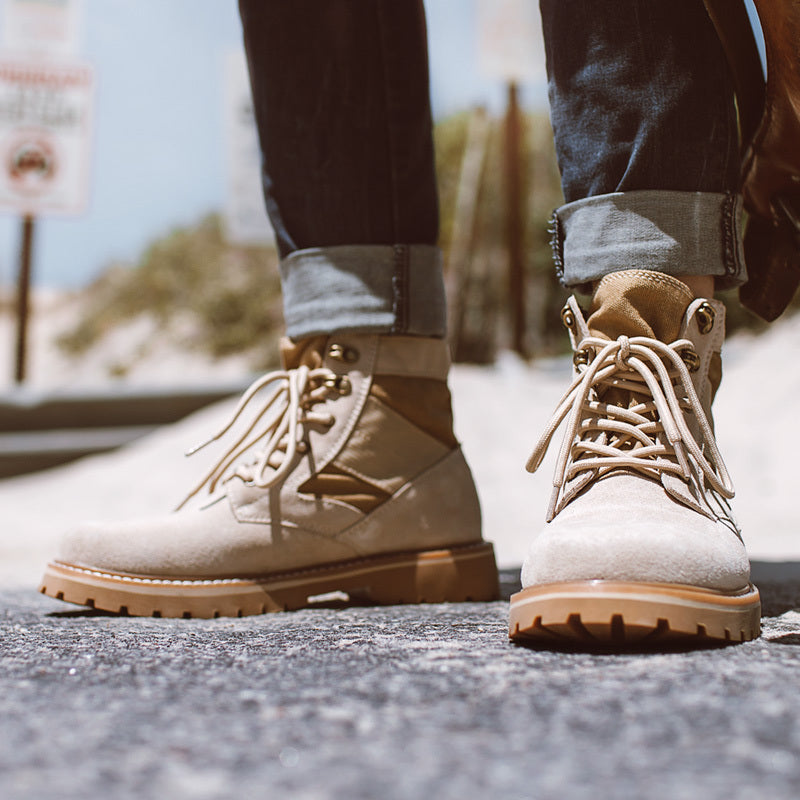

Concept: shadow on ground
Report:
left=751, top=560, right=800, bottom=616
left=502, top=561, right=800, bottom=616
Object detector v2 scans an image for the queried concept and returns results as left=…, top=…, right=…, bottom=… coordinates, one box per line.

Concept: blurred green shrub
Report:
left=57, top=215, right=284, bottom=369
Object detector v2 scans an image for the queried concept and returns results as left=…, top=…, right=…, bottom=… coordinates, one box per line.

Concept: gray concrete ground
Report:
left=1, top=564, right=800, bottom=800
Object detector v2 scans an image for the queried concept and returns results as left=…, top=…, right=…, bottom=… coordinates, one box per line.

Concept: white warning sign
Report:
left=2, top=0, right=85, bottom=57
left=0, top=58, right=93, bottom=215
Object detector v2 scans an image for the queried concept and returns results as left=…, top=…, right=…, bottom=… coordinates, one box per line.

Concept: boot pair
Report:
left=40, top=271, right=760, bottom=645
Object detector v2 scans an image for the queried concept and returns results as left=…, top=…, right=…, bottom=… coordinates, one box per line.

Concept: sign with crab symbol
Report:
left=0, top=58, right=93, bottom=215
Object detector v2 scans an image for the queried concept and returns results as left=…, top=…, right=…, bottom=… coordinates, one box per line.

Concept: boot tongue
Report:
left=280, top=335, right=329, bottom=370
left=586, top=270, right=694, bottom=344
left=584, top=270, right=695, bottom=411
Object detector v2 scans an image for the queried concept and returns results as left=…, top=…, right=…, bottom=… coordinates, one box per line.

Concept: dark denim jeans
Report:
left=238, top=0, right=744, bottom=338
left=541, top=0, right=739, bottom=202
left=239, top=0, right=446, bottom=338
left=541, top=0, right=745, bottom=289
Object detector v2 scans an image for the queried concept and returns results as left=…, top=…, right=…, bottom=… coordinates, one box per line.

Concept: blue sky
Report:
left=0, top=0, right=546, bottom=289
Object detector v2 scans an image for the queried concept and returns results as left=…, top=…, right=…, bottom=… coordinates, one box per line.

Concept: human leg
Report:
left=40, top=1, right=498, bottom=617
left=542, top=0, right=743, bottom=293
left=239, top=0, right=438, bottom=253
left=510, top=0, right=760, bottom=645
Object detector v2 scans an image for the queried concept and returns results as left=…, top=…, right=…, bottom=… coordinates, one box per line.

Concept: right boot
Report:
left=40, top=333, right=499, bottom=617
left=510, top=271, right=761, bottom=646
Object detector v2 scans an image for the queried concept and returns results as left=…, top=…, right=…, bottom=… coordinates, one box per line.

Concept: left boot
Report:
left=40, top=333, right=498, bottom=618
left=510, top=270, right=761, bottom=646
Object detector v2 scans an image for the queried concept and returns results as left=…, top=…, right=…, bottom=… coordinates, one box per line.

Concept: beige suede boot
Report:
left=509, top=270, right=760, bottom=646
left=40, top=334, right=498, bottom=617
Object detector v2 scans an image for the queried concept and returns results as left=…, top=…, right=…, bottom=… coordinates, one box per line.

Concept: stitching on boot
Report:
left=313, top=335, right=379, bottom=473
left=603, top=270, right=696, bottom=300
left=54, top=540, right=490, bottom=585
left=277, top=335, right=379, bottom=501
left=334, top=448, right=469, bottom=547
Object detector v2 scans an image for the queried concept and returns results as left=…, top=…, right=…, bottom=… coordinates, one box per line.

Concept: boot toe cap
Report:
left=521, top=478, right=751, bottom=592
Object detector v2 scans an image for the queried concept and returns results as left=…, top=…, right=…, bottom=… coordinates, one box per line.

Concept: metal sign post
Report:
left=0, top=0, right=90, bottom=384
left=477, top=0, right=546, bottom=357
left=0, top=59, right=93, bottom=383
left=504, top=81, right=526, bottom=357
left=13, top=213, right=34, bottom=383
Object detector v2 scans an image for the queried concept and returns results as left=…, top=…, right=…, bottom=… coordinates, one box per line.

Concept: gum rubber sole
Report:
left=39, top=541, right=499, bottom=618
left=509, top=580, right=761, bottom=646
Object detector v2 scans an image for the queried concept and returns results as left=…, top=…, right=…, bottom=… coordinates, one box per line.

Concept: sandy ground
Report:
left=0, top=294, right=798, bottom=588
left=0, top=291, right=257, bottom=389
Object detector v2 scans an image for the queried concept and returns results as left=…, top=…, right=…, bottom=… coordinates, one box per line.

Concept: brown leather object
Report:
left=705, top=0, right=800, bottom=320
left=702, top=0, right=765, bottom=151
left=740, top=206, right=800, bottom=321
left=740, top=1, right=800, bottom=319
left=740, top=0, right=800, bottom=220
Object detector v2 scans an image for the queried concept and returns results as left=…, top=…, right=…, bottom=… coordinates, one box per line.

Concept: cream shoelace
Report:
left=526, top=334, right=734, bottom=521
left=177, top=365, right=344, bottom=509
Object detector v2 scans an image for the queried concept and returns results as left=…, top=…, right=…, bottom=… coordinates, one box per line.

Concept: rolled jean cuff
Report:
left=279, top=244, right=447, bottom=340
left=550, top=190, right=746, bottom=291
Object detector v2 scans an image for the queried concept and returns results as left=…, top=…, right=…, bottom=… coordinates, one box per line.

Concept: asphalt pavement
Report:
left=1, top=564, right=800, bottom=800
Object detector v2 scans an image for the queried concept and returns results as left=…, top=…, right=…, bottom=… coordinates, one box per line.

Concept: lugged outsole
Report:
left=39, top=541, right=499, bottom=619
left=509, top=580, right=761, bottom=646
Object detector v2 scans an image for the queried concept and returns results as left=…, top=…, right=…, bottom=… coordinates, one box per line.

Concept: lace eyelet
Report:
left=324, top=374, right=352, bottom=395
left=680, top=348, right=701, bottom=372
left=561, top=305, right=578, bottom=334
left=573, top=348, right=592, bottom=367
left=328, top=344, right=359, bottom=363
left=696, top=302, right=715, bottom=335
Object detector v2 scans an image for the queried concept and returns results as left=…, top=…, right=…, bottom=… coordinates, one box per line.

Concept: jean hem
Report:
left=279, top=244, right=447, bottom=340
left=550, top=190, right=746, bottom=292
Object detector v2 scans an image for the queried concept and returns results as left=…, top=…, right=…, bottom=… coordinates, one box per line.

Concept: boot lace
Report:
left=177, top=365, right=346, bottom=509
left=526, top=334, right=734, bottom=522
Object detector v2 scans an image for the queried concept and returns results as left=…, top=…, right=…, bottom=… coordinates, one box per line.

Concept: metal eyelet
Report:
left=560, top=305, right=576, bottom=333
left=696, top=302, right=716, bottom=335
left=680, top=348, right=701, bottom=372
left=328, top=344, right=359, bottom=363
left=573, top=348, right=591, bottom=367
left=324, top=375, right=352, bottom=395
